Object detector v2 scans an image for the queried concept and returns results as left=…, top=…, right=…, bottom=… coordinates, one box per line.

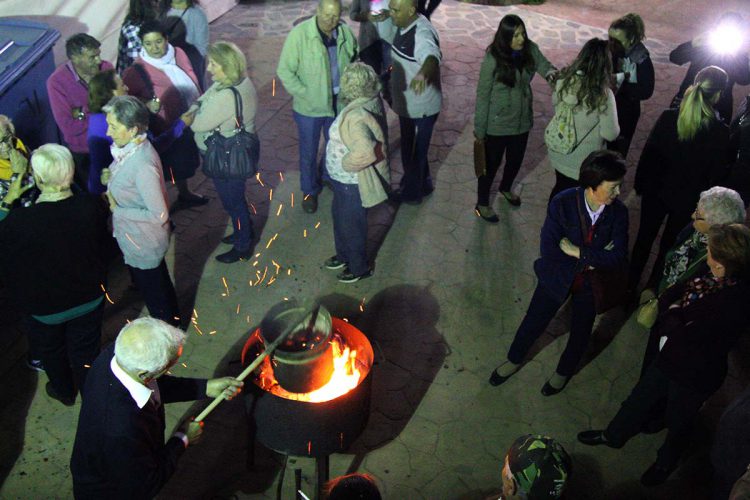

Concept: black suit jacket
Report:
left=70, top=345, right=207, bottom=499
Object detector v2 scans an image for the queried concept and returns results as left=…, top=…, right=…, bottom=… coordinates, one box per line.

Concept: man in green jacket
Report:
left=277, top=0, right=358, bottom=213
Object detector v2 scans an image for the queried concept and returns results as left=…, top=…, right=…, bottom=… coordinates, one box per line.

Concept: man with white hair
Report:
left=277, top=0, right=358, bottom=214
left=70, top=317, right=243, bottom=498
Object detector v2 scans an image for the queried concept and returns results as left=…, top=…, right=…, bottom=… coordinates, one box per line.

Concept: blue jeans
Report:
left=331, top=178, right=369, bottom=276
left=27, top=301, right=104, bottom=398
left=129, top=260, right=180, bottom=327
left=213, top=177, right=253, bottom=251
left=293, top=111, right=335, bottom=196
left=398, top=113, right=438, bottom=201
left=507, top=279, right=596, bottom=377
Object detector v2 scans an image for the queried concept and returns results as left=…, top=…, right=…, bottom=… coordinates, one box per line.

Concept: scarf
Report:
left=140, top=44, right=199, bottom=105
left=110, top=134, right=148, bottom=165
left=680, top=274, right=737, bottom=307
left=663, top=230, right=708, bottom=289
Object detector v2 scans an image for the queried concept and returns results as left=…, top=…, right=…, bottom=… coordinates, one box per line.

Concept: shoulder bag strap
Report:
left=575, top=190, right=590, bottom=245
left=133, top=63, right=156, bottom=99
left=165, top=8, right=190, bottom=39
left=228, top=86, right=244, bottom=131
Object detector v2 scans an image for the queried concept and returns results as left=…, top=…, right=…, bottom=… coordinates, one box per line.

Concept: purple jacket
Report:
left=47, top=60, right=114, bottom=154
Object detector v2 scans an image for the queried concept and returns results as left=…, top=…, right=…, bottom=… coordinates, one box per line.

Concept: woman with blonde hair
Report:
left=182, top=41, right=259, bottom=263
left=546, top=38, right=620, bottom=201
left=629, top=66, right=730, bottom=292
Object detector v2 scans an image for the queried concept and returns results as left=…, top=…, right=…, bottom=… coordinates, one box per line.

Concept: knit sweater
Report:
left=547, top=76, right=620, bottom=180
left=0, top=194, right=109, bottom=315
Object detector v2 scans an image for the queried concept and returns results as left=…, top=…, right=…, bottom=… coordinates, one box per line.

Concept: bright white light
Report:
left=709, top=24, right=744, bottom=55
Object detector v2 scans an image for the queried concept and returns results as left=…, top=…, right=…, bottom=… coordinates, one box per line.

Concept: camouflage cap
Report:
left=506, top=435, right=572, bottom=499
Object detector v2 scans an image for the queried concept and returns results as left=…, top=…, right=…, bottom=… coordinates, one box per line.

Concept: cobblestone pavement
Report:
left=2, top=1, right=750, bottom=499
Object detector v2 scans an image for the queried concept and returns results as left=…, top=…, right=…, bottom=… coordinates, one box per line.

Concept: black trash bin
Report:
left=0, top=18, right=61, bottom=150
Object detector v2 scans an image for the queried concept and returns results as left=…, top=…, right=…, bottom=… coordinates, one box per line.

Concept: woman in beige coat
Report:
left=323, top=62, right=390, bottom=283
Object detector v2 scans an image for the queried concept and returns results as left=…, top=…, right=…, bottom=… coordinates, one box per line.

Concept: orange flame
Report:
left=257, top=337, right=363, bottom=403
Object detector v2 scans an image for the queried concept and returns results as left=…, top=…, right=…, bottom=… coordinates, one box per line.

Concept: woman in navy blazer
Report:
left=489, top=150, right=629, bottom=395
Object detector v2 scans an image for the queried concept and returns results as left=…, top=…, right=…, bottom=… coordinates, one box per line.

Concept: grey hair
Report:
left=115, top=317, right=186, bottom=374
left=0, top=115, right=15, bottom=135
left=30, top=144, right=74, bottom=189
left=340, top=62, right=381, bottom=101
left=103, top=95, right=150, bottom=133
left=698, top=186, right=747, bottom=226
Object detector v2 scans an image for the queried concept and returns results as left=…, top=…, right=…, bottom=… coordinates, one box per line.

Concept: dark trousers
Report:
left=27, top=301, right=104, bottom=398
left=129, top=260, right=180, bottom=327
left=212, top=177, right=253, bottom=251
left=293, top=111, right=335, bottom=196
left=398, top=113, right=439, bottom=201
left=507, top=280, right=597, bottom=377
left=359, top=40, right=392, bottom=77
left=608, top=100, right=641, bottom=158
left=548, top=170, right=580, bottom=204
left=477, top=132, right=529, bottom=206
left=71, top=152, right=91, bottom=193
left=629, top=194, right=693, bottom=289
left=331, top=178, right=369, bottom=276
left=605, top=363, right=711, bottom=470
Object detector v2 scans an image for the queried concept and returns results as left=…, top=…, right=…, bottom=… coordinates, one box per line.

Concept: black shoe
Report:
left=302, top=194, right=318, bottom=213
left=475, top=205, right=499, bottom=223
left=641, top=462, right=674, bottom=487
left=45, top=382, right=75, bottom=407
left=221, top=234, right=235, bottom=245
left=337, top=268, right=373, bottom=283
left=501, top=191, right=522, bottom=207
left=489, top=363, right=518, bottom=386
left=216, top=248, right=252, bottom=263
left=541, top=377, right=570, bottom=396
left=26, top=358, right=45, bottom=372
left=577, top=430, right=622, bottom=448
left=324, top=255, right=346, bottom=270
left=177, top=194, right=209, bottom=208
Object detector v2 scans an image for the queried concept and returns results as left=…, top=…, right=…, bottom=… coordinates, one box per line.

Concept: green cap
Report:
left=507, top=435, right=572, bottom=499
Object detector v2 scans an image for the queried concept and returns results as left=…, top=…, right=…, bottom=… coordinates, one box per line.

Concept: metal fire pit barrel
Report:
left=242, top=318, right=374, bottom=457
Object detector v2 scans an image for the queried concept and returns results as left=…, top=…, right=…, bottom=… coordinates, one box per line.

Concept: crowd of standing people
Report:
left=1, top=0, right=750, bottom=498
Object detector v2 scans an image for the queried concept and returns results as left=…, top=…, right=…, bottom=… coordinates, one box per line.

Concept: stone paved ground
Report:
left=2, top=0, right=750, bottom=499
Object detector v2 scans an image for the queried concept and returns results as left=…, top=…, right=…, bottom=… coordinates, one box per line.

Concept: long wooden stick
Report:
left=195, top=305, right=319, bottom=422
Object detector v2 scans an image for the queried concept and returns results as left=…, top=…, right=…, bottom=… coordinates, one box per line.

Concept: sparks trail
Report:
left=276, top=203, right=283, bottom=216
left=291, top=192, right=294, bottom=207
left=279, top=172, right=284, bottom=182
left=250, top=203, right=257, bottom=215
left=124, top=233, right=141, bottom=250
left=269, top=188, right=273, bottom=201
left=359, top=297, right=366, bottom=312
left=256, top=172, right=264, bottom=187
left=315, top=221, right=321, bottom=229
left=169, top=167, right=175, bottom=185
left=272, top=77, right=276, bottom=97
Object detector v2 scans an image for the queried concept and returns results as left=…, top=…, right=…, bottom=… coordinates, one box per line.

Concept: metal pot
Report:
left=259, top=301, right=334, bottom=393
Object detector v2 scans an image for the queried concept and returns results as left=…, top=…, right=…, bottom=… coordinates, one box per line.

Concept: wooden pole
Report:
left=195, top=304, right=319, bottom=423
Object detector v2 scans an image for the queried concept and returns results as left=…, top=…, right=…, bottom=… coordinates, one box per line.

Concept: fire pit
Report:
left=241, top=304, right=374, bottom=497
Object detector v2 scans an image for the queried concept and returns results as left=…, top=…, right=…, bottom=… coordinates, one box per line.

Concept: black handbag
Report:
left=202, top=87, right=260, bottom=180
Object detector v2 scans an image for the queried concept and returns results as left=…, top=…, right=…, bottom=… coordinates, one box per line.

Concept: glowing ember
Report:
left=256, top=336, right=363, bottom=403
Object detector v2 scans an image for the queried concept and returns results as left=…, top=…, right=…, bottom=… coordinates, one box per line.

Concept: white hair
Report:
left=30, top=144, right=75, bottom=189
left=115, top=317, right=186, bottom=374
left=0, top=115, right=15, bottom=135
left=698, top=186, right=747, bottom=226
